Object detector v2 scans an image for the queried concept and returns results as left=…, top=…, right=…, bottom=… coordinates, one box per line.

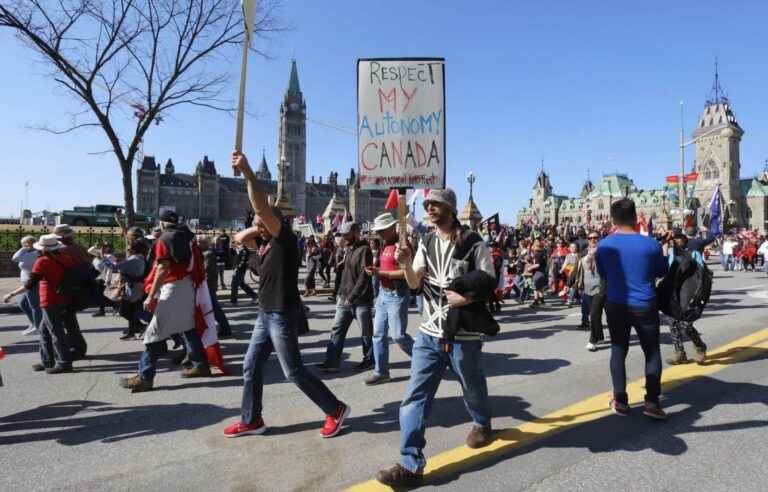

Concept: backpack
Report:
left=657, top=249, right=713, bottom=322
left=53, top=260, right=101, bottom=311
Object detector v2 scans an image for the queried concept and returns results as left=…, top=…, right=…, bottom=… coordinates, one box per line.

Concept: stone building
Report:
left=137, top=60, right=388, bottom=228
left=518, top=71, right=768, bottom=233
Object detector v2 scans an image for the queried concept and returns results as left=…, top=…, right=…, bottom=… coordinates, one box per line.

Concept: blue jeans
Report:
left=241, top=310, right=340, bottom=424
left=372, top=288, right=413, bottom=377
left=19, top=286, right=42, bottom=328
left=399, top=331, right=491, bottom=473
left=138, top=329, right=207, bottom=382
left=40, top=305, right=73, bottom=368
left=604, top=302, right=662, bottom=405
left=324, top=302, right=374, bottom=368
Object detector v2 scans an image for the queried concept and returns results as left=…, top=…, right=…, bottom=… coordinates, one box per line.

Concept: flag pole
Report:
left=233, top=35, right=250, bottom=177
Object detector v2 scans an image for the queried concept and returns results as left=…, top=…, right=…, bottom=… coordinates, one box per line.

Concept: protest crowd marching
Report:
left=1, top=150, right=765, bottom=486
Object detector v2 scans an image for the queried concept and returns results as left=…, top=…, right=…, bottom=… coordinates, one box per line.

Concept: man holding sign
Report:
left=376, top=189, right=497, bottom=486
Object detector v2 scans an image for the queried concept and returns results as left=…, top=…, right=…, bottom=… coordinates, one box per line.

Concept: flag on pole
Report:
left=384, top=189, right=399, bottom=210
left=242, top=0, right=256, bottom=43
left=709, top=184, right=722, bottom=235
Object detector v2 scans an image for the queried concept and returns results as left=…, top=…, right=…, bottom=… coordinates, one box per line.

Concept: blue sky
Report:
left=1, top=1, right=767, bottom=222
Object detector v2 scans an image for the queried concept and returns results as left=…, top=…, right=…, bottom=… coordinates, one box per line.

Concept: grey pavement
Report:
left=1, top=265, right=767, bottom=491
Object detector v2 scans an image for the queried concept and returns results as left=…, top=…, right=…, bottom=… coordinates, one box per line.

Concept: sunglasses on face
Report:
left=588, top=236, right=599, bottom=240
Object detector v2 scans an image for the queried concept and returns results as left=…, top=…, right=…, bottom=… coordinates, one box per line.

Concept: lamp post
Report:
left=467, top=171, right=476, bottom=201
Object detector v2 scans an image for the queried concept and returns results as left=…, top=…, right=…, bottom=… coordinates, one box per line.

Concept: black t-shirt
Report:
left=258, top=226, right=301, bottom=312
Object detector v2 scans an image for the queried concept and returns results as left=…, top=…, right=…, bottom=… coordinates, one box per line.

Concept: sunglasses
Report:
left=588, top=236, right=599, bottom=240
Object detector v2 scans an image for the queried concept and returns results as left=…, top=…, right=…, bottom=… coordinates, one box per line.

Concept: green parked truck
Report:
left=60, top=204, right=154, bottom=228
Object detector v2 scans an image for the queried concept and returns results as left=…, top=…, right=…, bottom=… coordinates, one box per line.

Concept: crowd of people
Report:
left=2, top=149, right=764, bottom=487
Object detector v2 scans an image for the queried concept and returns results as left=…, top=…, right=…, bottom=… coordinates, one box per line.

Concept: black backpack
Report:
left=52, top=258, right=101, bottom=311
left=657, top=249, right=713, bottom=322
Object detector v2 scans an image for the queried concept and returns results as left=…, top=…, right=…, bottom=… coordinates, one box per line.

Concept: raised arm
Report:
left=231, top=151, right=281, bottom=238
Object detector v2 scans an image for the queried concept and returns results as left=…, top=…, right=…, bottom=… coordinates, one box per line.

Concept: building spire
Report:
left=708, top=57, right=727, bottom=105
left=287, top=59, right=301, bottom=97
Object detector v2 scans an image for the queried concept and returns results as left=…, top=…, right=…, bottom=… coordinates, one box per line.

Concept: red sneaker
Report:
left=223, top=419, right=267, bottom=438
left=320, top=403, right=350, bottom=438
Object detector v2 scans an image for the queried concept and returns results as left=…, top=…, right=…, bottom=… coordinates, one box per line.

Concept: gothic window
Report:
left=718, top=116, right=723, bottom=124
left=712, top=167, right=719, bottom=180
left=704, top=168, right=711, bottom=180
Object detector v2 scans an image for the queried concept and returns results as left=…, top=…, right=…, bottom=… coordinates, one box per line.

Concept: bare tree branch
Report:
left=0, top=0, right=285, bottom=222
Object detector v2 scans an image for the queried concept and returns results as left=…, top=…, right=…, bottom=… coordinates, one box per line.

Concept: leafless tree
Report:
left=0, top=0, right=283, bottom=222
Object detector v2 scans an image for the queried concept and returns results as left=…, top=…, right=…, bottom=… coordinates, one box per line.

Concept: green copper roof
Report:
left=287, top=59, right=301, bottom=97
left=744, top=178, right=768, bottom=197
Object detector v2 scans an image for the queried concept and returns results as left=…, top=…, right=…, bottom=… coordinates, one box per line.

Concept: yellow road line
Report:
left=346, top=327, right=768, bottom=491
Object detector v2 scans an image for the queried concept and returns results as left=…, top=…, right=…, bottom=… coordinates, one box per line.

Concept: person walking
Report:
left=596, top=198, right=668, bottom=420
left=223, top=152, right=349, bottom=439
left=53, top=224, right=89, bottom=360
left=304, top=238, right=321, bottom=296
left=576, top=234, right=603, bottom=351
left=375, top=189, right=495, bottom=487
left=230, top=242, right=257, bottom=304
left=198, top=236, right=232, bottom=338
left=320, top=222, right=375, bottom=373
left=25, top=234, right=77, bottom=374
left=10, top=236, right=41, bottom=335
left=119, top=210, right=211, bottom=393
left=663, top=229, right=708, bottom=365
left=215, top=230, right=230, bottom=290
left=365, top=212, right=414, bottom=385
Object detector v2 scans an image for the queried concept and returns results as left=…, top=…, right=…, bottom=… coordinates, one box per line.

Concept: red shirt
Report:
left=379, top=242, right=410, bottom=290
left=144, top=239, right=191, bottom=292
left=31, top=252, right=77, bottom=308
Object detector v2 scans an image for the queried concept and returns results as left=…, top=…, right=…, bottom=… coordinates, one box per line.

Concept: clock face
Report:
left=289, top=102, right=299, bottom=111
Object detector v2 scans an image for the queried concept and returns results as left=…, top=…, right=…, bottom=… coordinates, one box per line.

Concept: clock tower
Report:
left=278, top=59, right=307, bottom=215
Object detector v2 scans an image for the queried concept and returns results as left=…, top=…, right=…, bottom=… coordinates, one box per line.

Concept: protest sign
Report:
left=357, top=58, right=446, bottom=190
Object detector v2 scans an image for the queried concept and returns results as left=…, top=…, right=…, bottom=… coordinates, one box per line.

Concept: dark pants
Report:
left=211, top=294, right=231, bottom=334
left=581, top=294, right=593, bottom=326
left=138, top=329, right=208, bottom=382
left=217, top=264, right=226, bottom=289
left=241, top=309, right=340, bottom=424
left=231, top=268, right=256, bottom=303
left=589, top=293, right=606, bottom=344
left=64, top=307, right=87, bottom=358
left=305, top=266, right=317, bottom=291
left=605, top=302, right=662, bottom=405
left=324, top=302, right=374, bottom=368
left=332, top=268, right=343, bottom=299
left=40, top=305, right=73, bottom=369
left=120, top=300, right=144, bottom=336
left=670, top=320, right=706, bottom=353
left=319, top=265, right=330, bottom=285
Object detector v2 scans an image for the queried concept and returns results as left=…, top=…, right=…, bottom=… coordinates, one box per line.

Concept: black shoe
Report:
left=317, top=362, right=340, bottom=373
left=365, top=373, right=391, bottom=386
left=353, top=359, right=374, bottom=373
left=169, top=351, right=187, bottom=365
left=33, top=363, right=50, bottom=372
left=218, top=329, right=232, bottom=339
left=45, top=365, right=73, bottom=374
left=92, top=310, right=105, bottom=317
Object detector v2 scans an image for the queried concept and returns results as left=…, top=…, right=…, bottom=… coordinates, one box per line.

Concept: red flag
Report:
left=385, top=189, right=399, bottom=210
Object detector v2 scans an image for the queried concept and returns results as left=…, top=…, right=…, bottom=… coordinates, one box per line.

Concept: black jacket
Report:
left=444, top=270, right=499, bottom=341
left=339, top=240, right=373, bottom=305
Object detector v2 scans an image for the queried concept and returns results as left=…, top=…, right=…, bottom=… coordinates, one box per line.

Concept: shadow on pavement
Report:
left=424, top=349, right=768, bottom=488
left=0, top=400, right=238, bottom=446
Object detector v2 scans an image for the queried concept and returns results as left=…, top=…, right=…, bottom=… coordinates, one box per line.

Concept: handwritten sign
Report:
left=357, top=58, right=446, bottom=190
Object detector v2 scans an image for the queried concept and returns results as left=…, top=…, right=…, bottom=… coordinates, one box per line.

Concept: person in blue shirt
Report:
left=596, top=198, right=668, bottom=420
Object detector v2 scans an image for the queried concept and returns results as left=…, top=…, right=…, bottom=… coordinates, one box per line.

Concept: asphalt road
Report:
left=1, top=265, right=766, bottom=492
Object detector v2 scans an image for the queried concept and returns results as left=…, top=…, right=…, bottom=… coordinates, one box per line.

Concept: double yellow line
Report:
left=346, top=328, right=768, bottom=491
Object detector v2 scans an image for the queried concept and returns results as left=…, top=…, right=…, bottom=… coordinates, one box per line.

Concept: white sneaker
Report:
left=585, top=342, right=597, bottom=352
left=22, top=325, right=39, bottom=336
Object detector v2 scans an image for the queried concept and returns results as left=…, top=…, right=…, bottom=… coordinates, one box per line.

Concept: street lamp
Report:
left=467, top=171, right=476, bottom=201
